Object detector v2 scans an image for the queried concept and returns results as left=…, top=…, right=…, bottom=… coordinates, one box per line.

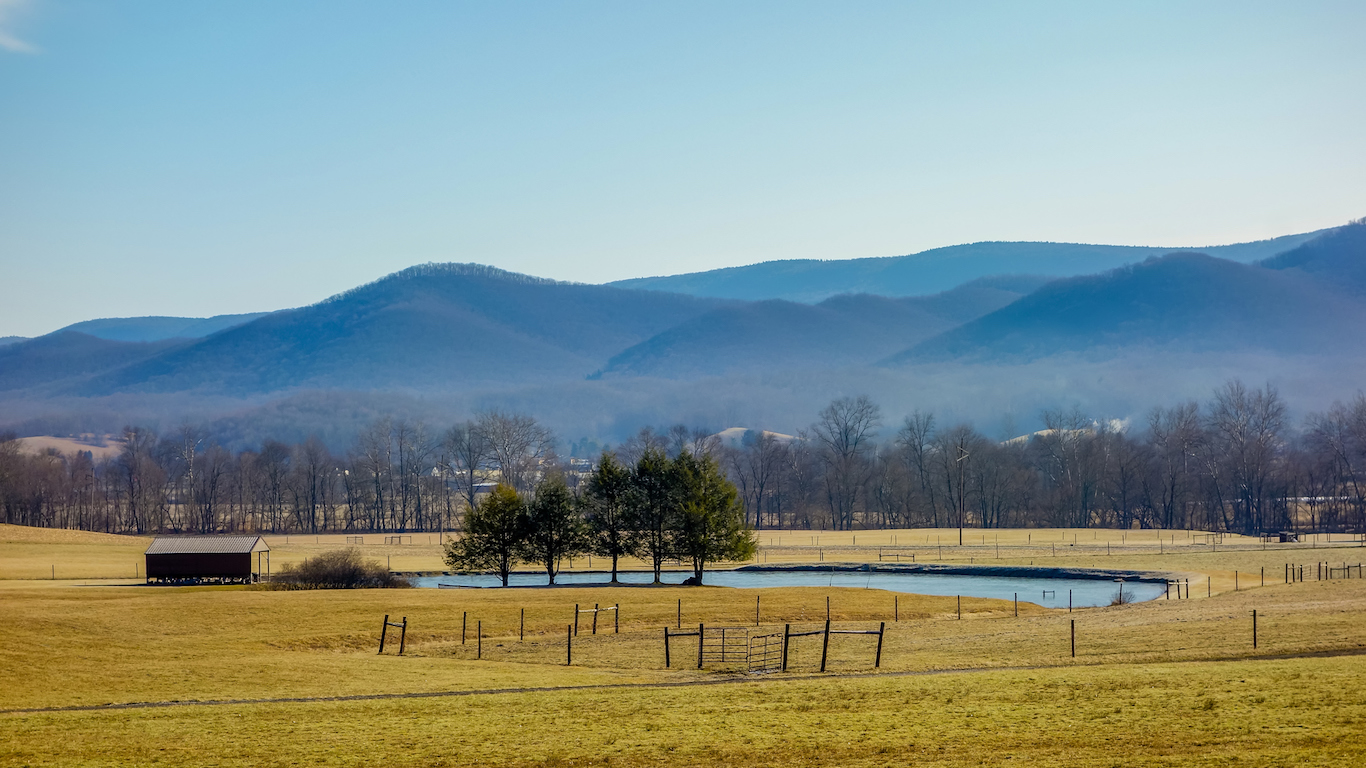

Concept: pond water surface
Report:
left=411, top=569, right=1165, bottom=608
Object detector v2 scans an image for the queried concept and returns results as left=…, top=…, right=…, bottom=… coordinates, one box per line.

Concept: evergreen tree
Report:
left=442, top=483, right=527, bottom=586
left=521, top=474, right=586, bottom=585
left=630, top=447, right=678, bottom=584
left=582, top=451, right=634, bottom=583
left=674, top=451, right=757, bottom=583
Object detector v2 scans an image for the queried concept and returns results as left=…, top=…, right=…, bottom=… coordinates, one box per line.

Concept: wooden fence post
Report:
left=398, top=617, right=406, bottom=656
left=477, top=620, right=481, bottom=659
left=615, top=603, right=620, bottom=634
left=957, top=595, right=961, bottom=620
left=575, top=604, right=579, bottom=636
left=379, top=614, right=389, bottom=654
left=894, top=595, right=898, bottom=622
left=781, top=623, right=791, bottom=671
left=1070, top=619, right=1075, bottom=659
left=592, top=603, right=599, bottom=635
left=520, top=608, right=524, bottom=642
left=875, top=621, right=885, bottom=668
left=697, top=623, right=705, bottom=669
left=677, top=599, right=681, bottom=629
left=1252, top=610, right=1257, bottom=649
left=1014, top=593, right=1018, bottom=617
left=567, top=625, right=572, bottom=665
left=756, top=595, right=760, bottom=626
left=664, top=627, right=671, bottom=667
left=820, top=619, right=831, bottom=672
left=462, top=612, right=467, bottom=644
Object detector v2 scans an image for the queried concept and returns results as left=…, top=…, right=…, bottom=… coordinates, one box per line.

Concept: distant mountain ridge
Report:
left=608, top=231, right=1326, bottom=302
left=69, top=263, right=727, bottom=395
left=55, top=312, right=273, bottom=343
left=597, top=275, right=1050, bottom=378
left=3, top=222, right=1364, bottom=447
left=887, top=226, right=1366, bottom=365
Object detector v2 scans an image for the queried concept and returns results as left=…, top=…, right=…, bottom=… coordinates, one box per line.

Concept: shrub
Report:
left=1110, top=587, right=1136, bottom=606
left=268, top=549, right=412, bottom=590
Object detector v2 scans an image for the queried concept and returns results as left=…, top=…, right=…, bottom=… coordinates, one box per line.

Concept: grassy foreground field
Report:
left=2, top=524, right=1365, bottom=766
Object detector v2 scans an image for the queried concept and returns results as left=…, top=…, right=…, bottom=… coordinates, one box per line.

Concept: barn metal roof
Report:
left=145, top=535, right=269, bottom=555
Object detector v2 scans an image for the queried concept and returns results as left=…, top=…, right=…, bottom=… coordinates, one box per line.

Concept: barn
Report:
left=144, top=535, right=270, bottom=584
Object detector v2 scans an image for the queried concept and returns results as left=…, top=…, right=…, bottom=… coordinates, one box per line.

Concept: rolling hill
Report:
left=609, top=231, right=1325, bottom=302
left=54, top=313, right=274, bottom=343
left=1259, top=219, right=1366, bottom=294
left=596, top=275, right=1050, bottom=378
left=0, top=333, right=187, bottom=392
left=69, top=264, right=727, bottom=395
left=886, top=250, right=1366, bottom=365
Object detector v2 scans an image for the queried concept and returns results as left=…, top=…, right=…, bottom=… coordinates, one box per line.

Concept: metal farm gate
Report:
left=700, top=626, right=749, bottom=665
left=748, top=632, right=783, bottom=672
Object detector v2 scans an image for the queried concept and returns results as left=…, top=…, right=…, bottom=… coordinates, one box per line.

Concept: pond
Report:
left=411, top=567, right=1167, bottom=608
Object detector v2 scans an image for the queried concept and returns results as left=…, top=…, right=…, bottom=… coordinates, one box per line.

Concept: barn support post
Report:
left=820, top=620, right=831, bottom=672
left=379, top=614, right=389, bottom=654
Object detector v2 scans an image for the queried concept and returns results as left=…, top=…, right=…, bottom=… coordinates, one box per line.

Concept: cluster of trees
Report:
left=720, top=383, right=1366, bottom=536
left=3, top=380, right=1366, bottom=538
left=446, top=449, right=755, bottom=585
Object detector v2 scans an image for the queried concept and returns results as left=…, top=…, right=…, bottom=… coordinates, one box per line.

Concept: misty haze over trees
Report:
left=4, top=382, right=1366, bottom=539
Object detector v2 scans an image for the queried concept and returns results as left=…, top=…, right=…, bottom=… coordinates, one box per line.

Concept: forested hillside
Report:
left=888, top=250, right=1366, bottom=364
left=69, top=264, right=728, bottom=395
left=598, top=276, right=1050, bottom=378
left=54, top=313, right=273, bottom=343
left=609, top=232, right=1325, bottom=302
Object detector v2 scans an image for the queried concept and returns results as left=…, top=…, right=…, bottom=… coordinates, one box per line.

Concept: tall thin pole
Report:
left=820, top=620, right=831, bottom=672
left=1070, top=619, right=1075, bottom=658
left=1252, top=610, right=1258, bottom=649
left=875, top=621, right=885, bottom=668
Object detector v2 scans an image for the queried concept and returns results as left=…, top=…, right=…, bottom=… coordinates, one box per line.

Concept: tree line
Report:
left=446, top=449, right=755, bottom=585
left=2, top=379, right=1365, bottom=537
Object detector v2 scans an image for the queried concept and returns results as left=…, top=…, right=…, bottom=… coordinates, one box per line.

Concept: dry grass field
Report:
left=2, top=523, right=1365, bottom=766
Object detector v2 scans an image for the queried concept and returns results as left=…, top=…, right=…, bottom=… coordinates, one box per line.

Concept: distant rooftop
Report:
left=145, top=535, right=269, bottom=555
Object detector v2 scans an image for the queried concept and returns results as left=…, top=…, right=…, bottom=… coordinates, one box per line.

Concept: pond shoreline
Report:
left=737, top=562, right=1176, bottom=584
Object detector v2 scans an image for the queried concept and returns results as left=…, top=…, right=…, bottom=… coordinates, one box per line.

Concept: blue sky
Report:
left=1, top=1, right=1363, bottom=337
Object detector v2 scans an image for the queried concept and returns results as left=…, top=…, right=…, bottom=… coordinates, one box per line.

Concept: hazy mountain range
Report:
left=2, top=222, right=1362, bottom=447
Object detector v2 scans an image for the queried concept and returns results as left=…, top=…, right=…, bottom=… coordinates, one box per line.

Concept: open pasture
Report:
left=7, top=523, right=1361, bottom=588
left=2, top=524, right=1366, bottom=766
